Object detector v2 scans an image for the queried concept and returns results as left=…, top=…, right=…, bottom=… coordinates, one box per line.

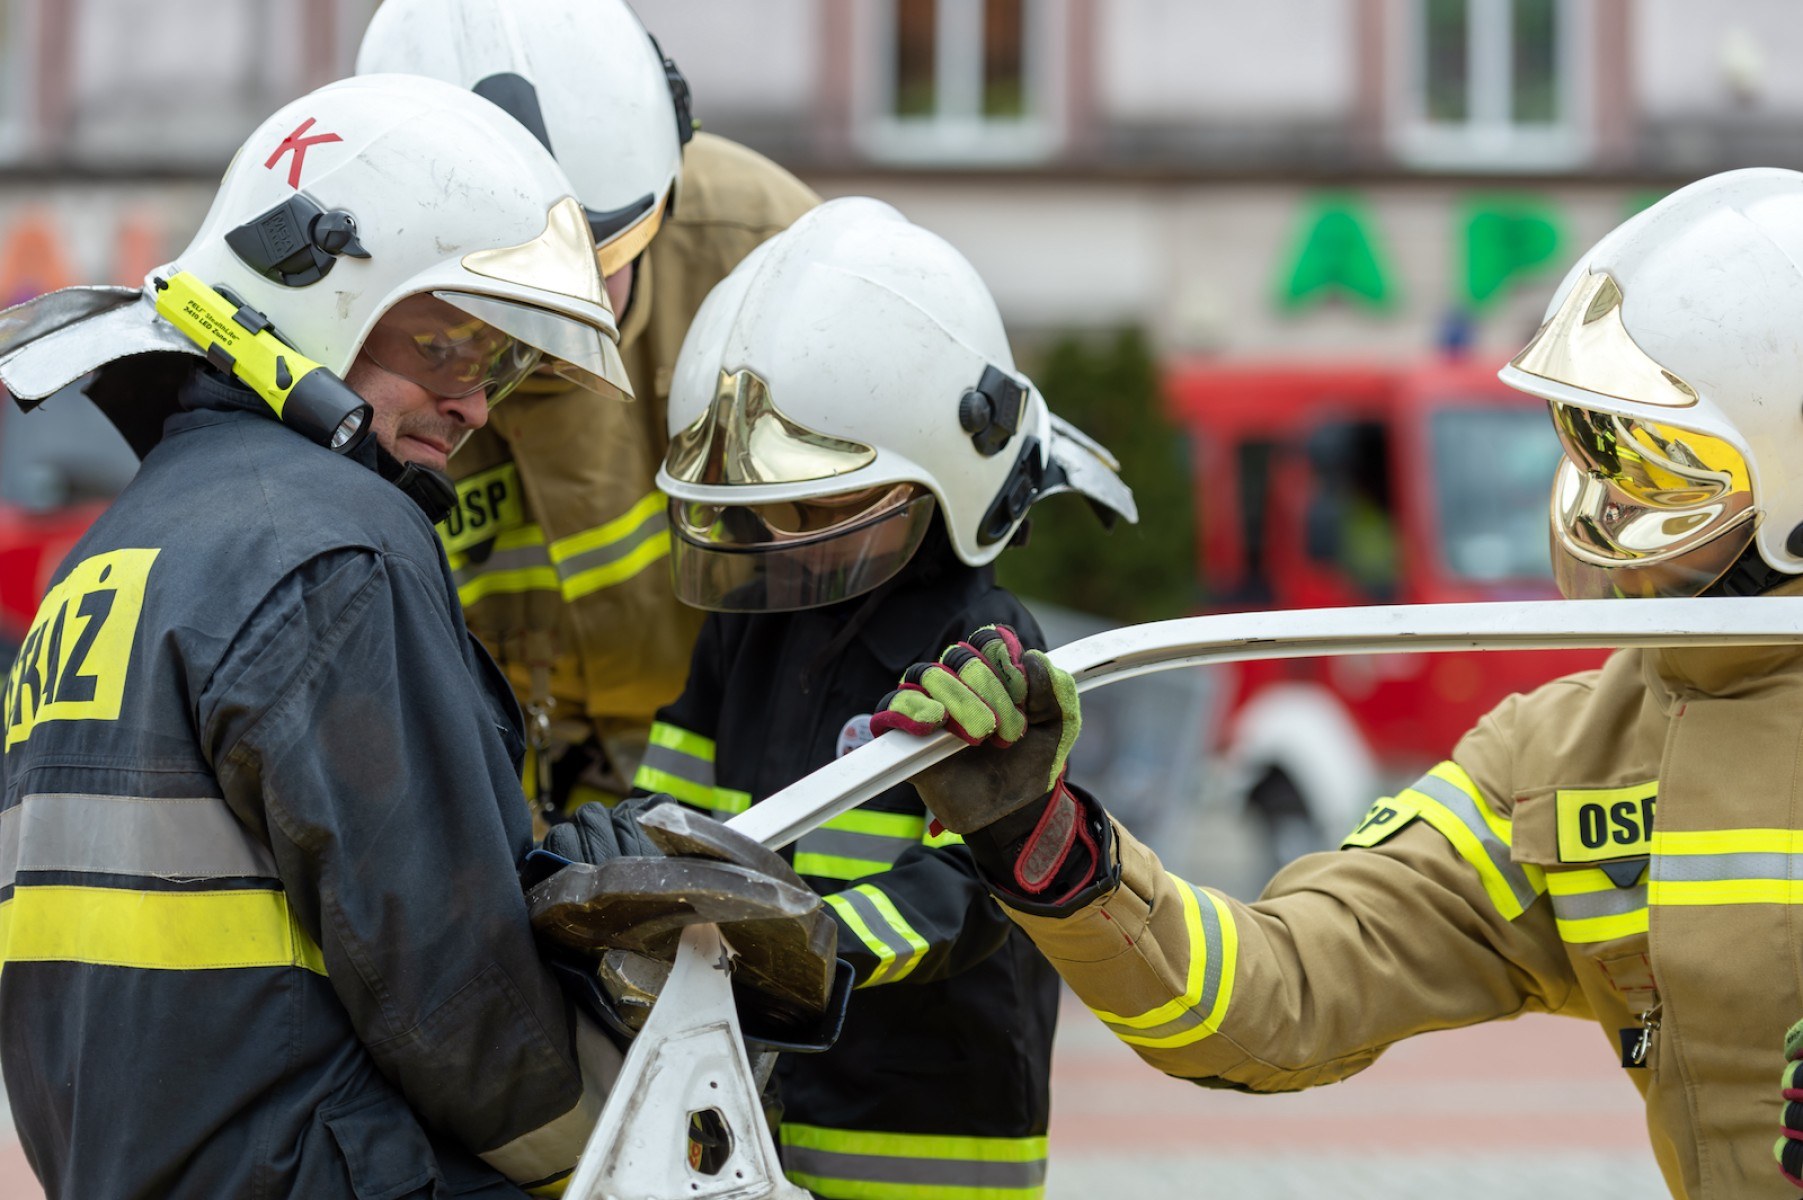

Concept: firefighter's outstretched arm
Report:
left=878, top=625, right=1581, bottom=1091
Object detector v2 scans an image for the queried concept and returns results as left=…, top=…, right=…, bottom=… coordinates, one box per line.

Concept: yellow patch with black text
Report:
left=1341, top=794, right=1422, bottom=848
left=1555, top=783, right=1655, bottom=863
left=439, top=462, right=526, bottom=555
left=5, top=548, right=158, bottom=751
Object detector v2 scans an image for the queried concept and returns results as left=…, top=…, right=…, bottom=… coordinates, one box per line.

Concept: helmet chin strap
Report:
left=366, top=440, right=458, bottom=524
left=1701, top=540, right=1792, bottom=598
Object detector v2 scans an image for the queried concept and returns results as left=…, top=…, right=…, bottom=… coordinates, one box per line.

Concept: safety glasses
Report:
left=362, top=292, right=542, bottom=403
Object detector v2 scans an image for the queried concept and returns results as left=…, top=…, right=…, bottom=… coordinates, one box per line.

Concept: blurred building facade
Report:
left=0, top=0, right=1798, bottom=362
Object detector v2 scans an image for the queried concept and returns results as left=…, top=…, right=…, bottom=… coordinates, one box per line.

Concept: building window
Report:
left=0, top=0, right=38, bottom=161
left=1394, top=0, right=1589, bottom=170
left=859, top=0, right=1063, bottom=163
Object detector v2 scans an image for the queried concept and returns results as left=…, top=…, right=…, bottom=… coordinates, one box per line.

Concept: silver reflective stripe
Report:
left=554, top=510, right=667, bottom=581
left=781, top=1145, right=1047, bottom=1190
left=792, top=826, right=917, bottom=870
left=1551, top=884, right=1648, bottom=922
left=453, top=541, right=553, bottom=587
left=1094, top=884, right=1227, bottom=1045
left=0, top=792, right=276, bottom=890
left=1410, top=772, right=1541, bottom=915
left=1655, top=851, right=1803, bottom=882
left=636, top=741, right=713, bottom=788
left=831, top=886, right=916, bottom=968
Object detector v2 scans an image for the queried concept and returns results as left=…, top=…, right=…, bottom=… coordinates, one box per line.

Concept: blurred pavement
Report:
left=1045, top=993, right=1665, bottom=1199
left=2, top=996, right=1665, bottom=1199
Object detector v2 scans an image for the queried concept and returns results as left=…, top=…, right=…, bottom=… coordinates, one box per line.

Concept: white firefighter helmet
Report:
left=0, top=73, right=632, bottom=450
left=1500, top=167, right=1803, bottom=599
left=355, top=0, right=690, bottom=278
left=657, top=196, right=1137, bottom=613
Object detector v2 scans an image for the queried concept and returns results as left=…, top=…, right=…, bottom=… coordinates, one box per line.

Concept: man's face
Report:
left=344, top=293, right=529, bottom=471
left=343, top=352, right=489, bottom=472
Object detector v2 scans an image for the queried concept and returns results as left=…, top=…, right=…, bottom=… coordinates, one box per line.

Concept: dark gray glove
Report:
left=540, top=795, right=660, bottom=864
left=530, top=799, right=838, bottom=1024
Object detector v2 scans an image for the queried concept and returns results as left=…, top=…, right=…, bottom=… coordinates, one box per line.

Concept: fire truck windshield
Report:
left=1430, top=405, right=1562, bottom=584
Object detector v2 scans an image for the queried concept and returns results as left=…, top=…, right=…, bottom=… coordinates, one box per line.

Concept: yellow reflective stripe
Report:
left=456, top=529, right=560, bottom=607
left=456, top=507, right=669, bottom=603
left=1429, top=761, right=1513, bottom=845
left=1091, top=877, right=1238, bottom=1049
left=1655, top=829, right=1803, bottom=856
left=1555, top=908, right=1649, bottom=941
left=548, top=492, right=664, bottom=563
left=0, top=885, right=326, bottom=975
left=1649, top=879, right=1803, bottom=906
left=1544, top=868, right=1619, bottom=896
left=781, top=1123, right=1048, bottom=1196
left=1400, top=763, right=1543, bottom=920
left=1647, top=828, right=1803, bottom=907
left=525, top=1175, right=569, bottom=1198
left=856, top=884, right=928, bottom=983
left=824, top=892, right=875, bottom=942
left=822, top=809, right=926, bottom=840
left=559, top=530, right=670, bottom=600
left=794, top=852, right=895, bottom=882
left=825, top=885, right=931, bottom=987
left=1543, top=865, right=1648, bottom=942
left=923, top=825, right=964, bottom=848
left=823, top=892, right=893, bottom=984
left=648, top=721, right=716, bottom=763
left=546, top=493, right=671, bottom=600
left=635, top=766, right=750, bottom=814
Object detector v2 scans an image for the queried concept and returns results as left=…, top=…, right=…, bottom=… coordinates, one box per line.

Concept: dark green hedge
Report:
left=998, top=328, right=1199, bottom=624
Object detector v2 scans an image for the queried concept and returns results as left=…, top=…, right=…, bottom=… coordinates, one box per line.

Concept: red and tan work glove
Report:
left=1777, top=1018, right=1803, bottom=1187
left=872, top=625, right=1109, bottom=908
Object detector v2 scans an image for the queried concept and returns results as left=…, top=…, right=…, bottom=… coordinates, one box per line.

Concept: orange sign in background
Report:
left=0, top=206, right=175, bottom=309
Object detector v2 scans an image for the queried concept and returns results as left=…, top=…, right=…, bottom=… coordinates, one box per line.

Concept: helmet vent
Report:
left=473, top=73, right=555, bottom=154
left=224, top=194, right=369, bottom=288
left=960, top=365, right=1026, bottom=457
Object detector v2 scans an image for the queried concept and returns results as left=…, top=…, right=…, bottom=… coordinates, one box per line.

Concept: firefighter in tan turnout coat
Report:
left=869, top=169, right=1803, bottom=1198
left=359, top=0, right=819, bottom=807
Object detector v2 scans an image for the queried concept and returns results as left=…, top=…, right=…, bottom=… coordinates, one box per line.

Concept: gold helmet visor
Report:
left=459, top=196, right=632, bottom=401
left=1547, top=402, right=1757, bottom=599
left=664, top=368, right=877, bottom=487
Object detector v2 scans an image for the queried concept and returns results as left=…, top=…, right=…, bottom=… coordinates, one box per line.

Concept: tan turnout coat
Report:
left=1008, top=644, right=1803, bottom=1197
left=440, top=133, right=819, bottom=748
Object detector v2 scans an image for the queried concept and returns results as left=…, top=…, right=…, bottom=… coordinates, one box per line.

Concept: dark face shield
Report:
left=1547, top=401, right=1758, bottom=599
left=669, top=483, right=937, bottom=612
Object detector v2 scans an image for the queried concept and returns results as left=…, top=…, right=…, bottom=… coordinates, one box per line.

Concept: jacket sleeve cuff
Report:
left=965, top=783, right=1121, bottom=916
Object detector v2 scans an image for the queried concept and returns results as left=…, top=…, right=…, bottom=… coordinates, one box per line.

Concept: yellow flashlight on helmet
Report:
left=152, top=271, right=371, bottom=452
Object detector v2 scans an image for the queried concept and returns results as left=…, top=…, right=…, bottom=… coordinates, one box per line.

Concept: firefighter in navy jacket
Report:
left=633, top=199, right=1138, bottom=1199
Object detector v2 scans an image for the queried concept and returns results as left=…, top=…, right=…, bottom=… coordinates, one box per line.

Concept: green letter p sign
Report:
left=1465, top=197, right=1564, bottom=308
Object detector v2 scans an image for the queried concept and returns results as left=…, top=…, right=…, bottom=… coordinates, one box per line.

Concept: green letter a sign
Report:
left=1279, top=195, right=1394, bottom=310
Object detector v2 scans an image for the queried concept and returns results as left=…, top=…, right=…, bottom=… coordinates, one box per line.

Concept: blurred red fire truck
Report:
left=0, top=390, right=137, bottom=662
left=1167, top=357, right=1607, bottom=859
